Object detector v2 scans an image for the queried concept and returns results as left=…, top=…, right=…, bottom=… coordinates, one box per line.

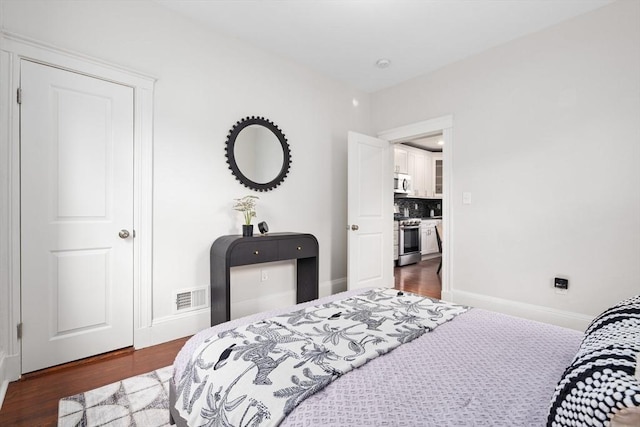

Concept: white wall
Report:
left=0, top=0, right=370, bottom=385
left=372, top=0, right=640, bottom=322
left=1, top=0, right=637, bottom=395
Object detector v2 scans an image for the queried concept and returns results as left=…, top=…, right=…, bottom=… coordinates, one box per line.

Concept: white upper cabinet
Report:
left=432, top=153, right=443, bottom=197
left=394, top=146, right=408, bottom=174
left=409, top=150, right=426, bottom=198
left=423, top=151, right=434, bottom=198
left=394, top=144, right=441, bottom=199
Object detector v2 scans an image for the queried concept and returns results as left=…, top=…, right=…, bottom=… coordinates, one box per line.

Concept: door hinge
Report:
left=17, top=322, right=22, bottom=339
left=17, top=88, right=22, bottom=104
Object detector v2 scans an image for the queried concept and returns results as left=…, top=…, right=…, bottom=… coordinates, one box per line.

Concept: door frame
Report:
left=377, top=115, right=453, bottom=300
left=0, top=32, right=155, bottom=382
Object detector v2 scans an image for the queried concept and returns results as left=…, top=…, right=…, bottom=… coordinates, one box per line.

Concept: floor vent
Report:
left=174, top=287, right=208, bottom=313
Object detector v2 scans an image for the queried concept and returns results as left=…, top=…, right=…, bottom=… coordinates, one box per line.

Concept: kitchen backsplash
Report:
left=395, top=198, right=442, bottom=218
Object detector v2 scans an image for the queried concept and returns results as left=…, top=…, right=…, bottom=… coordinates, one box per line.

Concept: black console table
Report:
left=210, top=232, right=319, bottom=326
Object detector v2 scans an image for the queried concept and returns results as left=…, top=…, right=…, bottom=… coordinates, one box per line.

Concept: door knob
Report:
left=118, top=229, right=130, bottom=239
left=351, top=225, right=359, bottom=231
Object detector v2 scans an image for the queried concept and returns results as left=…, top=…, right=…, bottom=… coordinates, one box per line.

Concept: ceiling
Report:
left=157, top=0, right=614, bottom=93
left=402, top=134, right=444, bottom=152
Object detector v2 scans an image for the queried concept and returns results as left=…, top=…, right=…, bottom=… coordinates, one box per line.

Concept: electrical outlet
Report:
left=261, top=269, right=268, bottom=282
left=554, top=277, right=568, bottom=295
left=554, top=277, right=568, bottom=289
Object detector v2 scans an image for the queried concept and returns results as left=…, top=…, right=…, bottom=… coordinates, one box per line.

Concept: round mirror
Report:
left=225, top=116, right=291, bottom=191
left=234, top=124, right=284, bottom=184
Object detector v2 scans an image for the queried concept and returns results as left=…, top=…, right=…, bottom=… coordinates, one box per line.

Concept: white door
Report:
left=347, top=131, right=393, bottom=290
left=20, top=60, right=134, bottom=373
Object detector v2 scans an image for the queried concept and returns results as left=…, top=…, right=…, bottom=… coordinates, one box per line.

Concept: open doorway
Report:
left=393, top=133, right=443, bottom=299
left=377, top=116, right=452, bottom=301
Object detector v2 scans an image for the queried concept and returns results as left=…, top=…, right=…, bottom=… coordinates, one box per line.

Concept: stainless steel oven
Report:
left=398, top=218, right=421, bottom=266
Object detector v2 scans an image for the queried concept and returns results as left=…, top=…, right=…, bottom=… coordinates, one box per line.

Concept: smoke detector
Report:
left=375, top=58, right=391, bottom=69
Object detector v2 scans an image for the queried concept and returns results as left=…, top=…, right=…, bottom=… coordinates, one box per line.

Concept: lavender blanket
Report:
left=173, top=288, right=582, bottom=426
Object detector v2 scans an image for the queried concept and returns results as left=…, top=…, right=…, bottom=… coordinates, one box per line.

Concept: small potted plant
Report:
left=233, top=195, right=259, bottom=237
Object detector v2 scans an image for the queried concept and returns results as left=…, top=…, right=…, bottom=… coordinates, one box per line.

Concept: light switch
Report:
left=462, top=192, right=472, bottom=205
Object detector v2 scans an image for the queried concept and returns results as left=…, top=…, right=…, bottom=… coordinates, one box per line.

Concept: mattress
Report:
left=172, top=288, right=582, bottom=426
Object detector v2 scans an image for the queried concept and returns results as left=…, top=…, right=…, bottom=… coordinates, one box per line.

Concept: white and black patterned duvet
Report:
left=174, top=288, right=468, bottom=426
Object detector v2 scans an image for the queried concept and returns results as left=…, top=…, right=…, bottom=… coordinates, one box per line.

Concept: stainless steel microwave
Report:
left=394, top=173, right=412, bottom=194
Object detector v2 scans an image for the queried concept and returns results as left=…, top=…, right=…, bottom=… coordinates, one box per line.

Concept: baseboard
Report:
left=320, top=277, right=347, bottom=297
left=0, top=352, right=20, bottom=409
left=134, top=278, right=349, bottom=350
left=134, top=309, right=210, bottom=350
left=0, top=380, right=6, bottom=410
left=421, top=253, right=441, bottom=261
left=446, top=290, right=594, bottom=332
left=0, top=353, right=6, bottom=409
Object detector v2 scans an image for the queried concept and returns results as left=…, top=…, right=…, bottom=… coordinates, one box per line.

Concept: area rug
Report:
left=58, top=366, right=173, bottom=427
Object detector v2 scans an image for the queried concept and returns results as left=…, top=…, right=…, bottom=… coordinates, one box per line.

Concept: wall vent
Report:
left=174, top=287, right=208, bottom=313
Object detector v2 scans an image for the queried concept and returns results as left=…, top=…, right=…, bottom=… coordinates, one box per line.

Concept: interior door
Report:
left=20, top=60, right=134, bottom=373
left=347, top=131, right=393, bottom=290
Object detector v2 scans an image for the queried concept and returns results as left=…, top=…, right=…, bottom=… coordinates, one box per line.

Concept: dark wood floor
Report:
left=394, top=256, right=442, bottom=299
left=0, top=258, right=441, bottom=426
left=0, top=336, right=190, bottom=426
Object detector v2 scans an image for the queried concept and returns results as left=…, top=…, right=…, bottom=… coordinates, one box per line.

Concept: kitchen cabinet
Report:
left=409, top=151, right=425, bottom=198
left=406, top=147, right=433, bottom=199
left=420, top=219, right=441, bottom=255
left=420, top=151, right=434, bottom=198
left=394, top=144, right=442, bottom=199
left=394, top=147, right=408, bottom=174
left=433, top=153, right=443, bottom=197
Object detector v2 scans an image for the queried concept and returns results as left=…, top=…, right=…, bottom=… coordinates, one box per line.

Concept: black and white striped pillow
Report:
left=547, top=295, right=640, bottom=426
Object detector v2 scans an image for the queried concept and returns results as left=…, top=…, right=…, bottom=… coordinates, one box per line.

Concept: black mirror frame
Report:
left=225, top=116, right=291, bottom=192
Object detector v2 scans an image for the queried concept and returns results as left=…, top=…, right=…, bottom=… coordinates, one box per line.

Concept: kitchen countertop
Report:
left=393, top=216, right=442, bottom=221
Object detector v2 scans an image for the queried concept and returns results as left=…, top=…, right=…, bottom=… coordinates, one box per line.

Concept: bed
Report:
left=169, top=288, right=639, bottom=426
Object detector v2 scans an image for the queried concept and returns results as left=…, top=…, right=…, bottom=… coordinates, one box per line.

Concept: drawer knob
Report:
left=297, top=246, right=302, bottom=250
left=254, top=250, right=259, bottom=255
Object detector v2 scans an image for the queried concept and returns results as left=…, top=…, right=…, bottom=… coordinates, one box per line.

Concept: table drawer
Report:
left=229, top=240, right=278, bottom=266
left=278, top=237, right=317, bottom=259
